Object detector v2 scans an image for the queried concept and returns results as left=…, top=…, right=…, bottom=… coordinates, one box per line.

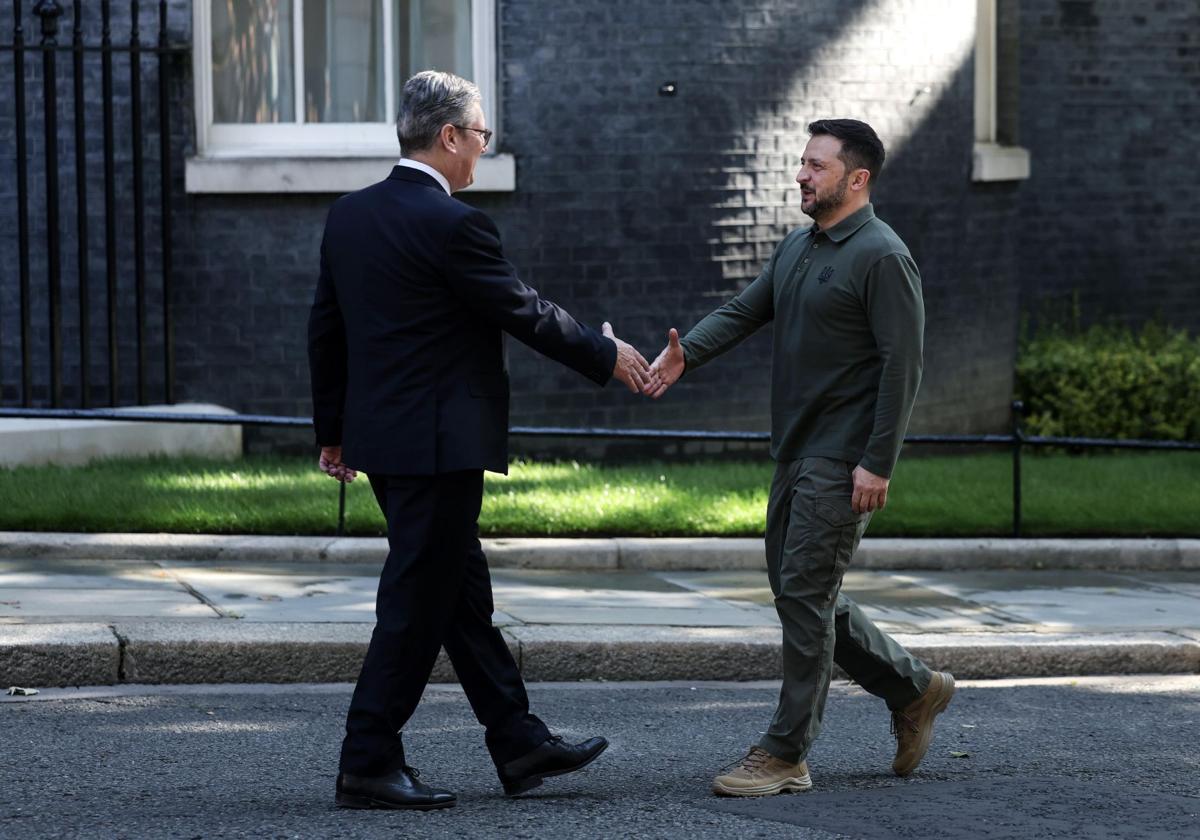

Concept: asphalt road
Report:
left=2, top=676, right=1198, bottom=839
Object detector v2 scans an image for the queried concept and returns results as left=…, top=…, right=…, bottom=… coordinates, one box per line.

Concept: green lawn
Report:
left=0, top=451, right=1196, bottom=537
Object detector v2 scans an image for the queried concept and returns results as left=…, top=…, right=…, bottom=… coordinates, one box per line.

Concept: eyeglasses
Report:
left=453, top=125, right=492, bottom=148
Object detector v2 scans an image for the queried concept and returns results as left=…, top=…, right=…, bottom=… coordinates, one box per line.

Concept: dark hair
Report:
left=807, top=119, right=885, bottom=186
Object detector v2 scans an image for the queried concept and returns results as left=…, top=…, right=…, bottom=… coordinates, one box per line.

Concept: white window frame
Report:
left=186, top=0, right=513, bottom=193
left=972, top=0, right=1030, bottom=182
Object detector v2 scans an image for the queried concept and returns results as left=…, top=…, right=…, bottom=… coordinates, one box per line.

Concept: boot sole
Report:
left=501, top=741, right=610, bottom=797
left=335, top=791, right=456, bottom=811
left=893, top=673, right=957, bottom=777
left=712, top=773, right=813, bottom=798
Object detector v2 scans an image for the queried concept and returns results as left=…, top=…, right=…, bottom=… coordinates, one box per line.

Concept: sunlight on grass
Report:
left=150, top=470, right=325, bottom=491
left=0, top=451, right=1195, bottom=537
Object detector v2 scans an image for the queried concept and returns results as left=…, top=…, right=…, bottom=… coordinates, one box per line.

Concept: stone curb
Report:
left=2, top=533, right=1199, bottom=571
left=0, top=623, right=120, bottom=687
left=4, top=623, right=1198, bottom=688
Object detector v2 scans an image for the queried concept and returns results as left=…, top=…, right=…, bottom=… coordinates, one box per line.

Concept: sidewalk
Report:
left=3, top=550, right=1198, bottom=687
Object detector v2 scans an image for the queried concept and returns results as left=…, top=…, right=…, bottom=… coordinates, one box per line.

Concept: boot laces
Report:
left=891, top=711, right=918, bottom=739
left=722, top=746, right=772, bottom=773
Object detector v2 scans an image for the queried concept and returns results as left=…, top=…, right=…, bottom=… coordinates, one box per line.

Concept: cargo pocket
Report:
left=814, top=495, right=867, bottom=606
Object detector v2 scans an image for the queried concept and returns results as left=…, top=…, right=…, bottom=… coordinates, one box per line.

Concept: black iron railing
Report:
left=2, top=402, right=1198, bottom=538
left=2, top=1, right=187, bottom=408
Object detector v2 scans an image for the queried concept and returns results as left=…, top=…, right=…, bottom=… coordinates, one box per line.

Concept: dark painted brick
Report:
left=2, top=0, right=1194, bottom=454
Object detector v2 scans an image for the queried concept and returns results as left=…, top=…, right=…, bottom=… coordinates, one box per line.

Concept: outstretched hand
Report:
left=603, top=321, right=657, bottom=394
left=319, top=445, right=357, bottom=483
left=645, top=328, right=685, bottom=399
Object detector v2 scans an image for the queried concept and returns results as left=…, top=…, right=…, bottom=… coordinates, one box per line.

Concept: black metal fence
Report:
left=1, top=1, right=186, bottom=409
left=2, top=402, right=1198, bottom=539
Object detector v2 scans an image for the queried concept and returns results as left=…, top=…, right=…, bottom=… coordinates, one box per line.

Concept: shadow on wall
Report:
left=878, top=60, right=1023, bottom=436
left=489, top=0, right=1020, bottom=439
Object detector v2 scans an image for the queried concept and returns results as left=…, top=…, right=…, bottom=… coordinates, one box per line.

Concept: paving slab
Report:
left=899, top=570, right=1200, bottom=632
left=0, top=622, right=119, bottom=686
left=0, top=559, right=214, bottom=620
left=490, top=570, right=774, bottom=627
left=659, top=570, right=1025, bottom=632
left=492, top=569, right=686, bottom=593
left=1106, top=570, right=1200, bottom=600
left=0, top=589, right=218, bottom=620
left=159, top=564, right=380, bottom=622
left=0, top=559, right=173, bottom=586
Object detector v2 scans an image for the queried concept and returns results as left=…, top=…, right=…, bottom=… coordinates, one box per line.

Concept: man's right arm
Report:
left=667, top=237, right=782, bottom=375
left=677, top=271, right=775, bottom=372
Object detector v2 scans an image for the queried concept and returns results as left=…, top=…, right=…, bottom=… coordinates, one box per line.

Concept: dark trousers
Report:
left=338, top=470, right=549, bottom=776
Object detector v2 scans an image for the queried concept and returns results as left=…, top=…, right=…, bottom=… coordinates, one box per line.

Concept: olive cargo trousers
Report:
left=758, top=456, right=934, bottom=764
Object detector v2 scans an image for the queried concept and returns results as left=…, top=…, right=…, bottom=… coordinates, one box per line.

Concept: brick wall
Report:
left=1016, top=0, right=1200, bottom=332
left=479, top=0, right=1017, bottom=440
left=9, top=1, right=1189, bottom=454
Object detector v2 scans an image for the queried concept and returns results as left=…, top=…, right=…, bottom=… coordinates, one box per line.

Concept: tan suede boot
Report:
left=712, top=746, right=813, bottom=797
left=892, top=671, right=957, bottom=777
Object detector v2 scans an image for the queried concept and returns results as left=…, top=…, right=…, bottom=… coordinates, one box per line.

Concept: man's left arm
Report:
left=444, top=209, right=642, bottom=389
left=854, top=252, right=925, bottom=512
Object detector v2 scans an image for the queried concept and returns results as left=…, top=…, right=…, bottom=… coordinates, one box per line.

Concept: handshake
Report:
left=603, top=322, right=682, bottom=400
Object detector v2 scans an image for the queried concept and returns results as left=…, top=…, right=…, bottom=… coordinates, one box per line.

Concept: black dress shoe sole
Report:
left=335, top=791, right=456, bottom=811
left=501, top=740, right=610, bottom=797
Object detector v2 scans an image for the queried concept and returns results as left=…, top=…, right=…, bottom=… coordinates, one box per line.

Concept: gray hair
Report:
left=396, top=71, right=481, bottom=155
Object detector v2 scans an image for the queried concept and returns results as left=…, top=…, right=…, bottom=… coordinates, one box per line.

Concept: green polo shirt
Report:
left=679, top=203, right=924, bottom=478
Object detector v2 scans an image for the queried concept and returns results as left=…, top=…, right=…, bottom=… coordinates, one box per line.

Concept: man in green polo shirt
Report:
left=647, top=119, right=955, bottom=797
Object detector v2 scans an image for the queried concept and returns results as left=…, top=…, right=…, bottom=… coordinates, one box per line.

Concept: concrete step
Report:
left=4, top=621, right=1198, bottom=688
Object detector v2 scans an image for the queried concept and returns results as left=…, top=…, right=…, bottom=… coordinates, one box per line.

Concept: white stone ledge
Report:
left=972, top=142, right=1031, bottom=182
left=184, top=153, right=516, bottom=194
left=0, top=403, right=242, bottom=467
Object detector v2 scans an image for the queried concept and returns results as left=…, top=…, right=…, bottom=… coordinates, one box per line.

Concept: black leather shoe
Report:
left=335, top=766, right=456, bottom=811
left=498, top=735, right=609, bottom=796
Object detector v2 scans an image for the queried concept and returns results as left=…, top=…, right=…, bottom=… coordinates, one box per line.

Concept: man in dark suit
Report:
left=308, top=71, right=655, bottom=810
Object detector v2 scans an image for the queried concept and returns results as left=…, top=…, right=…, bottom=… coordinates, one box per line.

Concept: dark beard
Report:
left=805, top=173, right=850, bottom=221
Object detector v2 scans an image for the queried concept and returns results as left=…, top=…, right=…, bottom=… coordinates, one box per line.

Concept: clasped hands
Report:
left=606, top=323, right=684, bottom=399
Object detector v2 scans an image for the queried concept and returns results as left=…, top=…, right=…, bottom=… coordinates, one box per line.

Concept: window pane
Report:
left=211, top=0, right=295, bottom=123
left=396, top=0, right=473, bottom=84
left=304, top=0, right=387, bottom=123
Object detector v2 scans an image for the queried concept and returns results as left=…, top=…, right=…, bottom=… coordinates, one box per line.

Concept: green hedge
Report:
left=1016, top=322, right=1200, bottom=441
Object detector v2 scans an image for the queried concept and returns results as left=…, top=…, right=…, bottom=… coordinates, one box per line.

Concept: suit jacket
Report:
left=307, top=166, right=617, bottom=475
